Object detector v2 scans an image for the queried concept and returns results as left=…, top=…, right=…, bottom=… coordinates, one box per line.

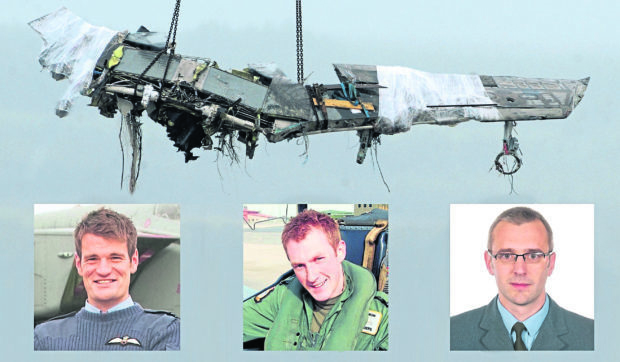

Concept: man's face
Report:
left=285, top=227, right=346, bottom=302
left=75, top=233, right=138, bottom=312
left=484, top=220, right=555, bottom=314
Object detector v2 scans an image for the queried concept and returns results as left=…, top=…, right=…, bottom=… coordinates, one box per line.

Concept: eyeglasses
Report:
left=487, top=250, right=553, bottom=264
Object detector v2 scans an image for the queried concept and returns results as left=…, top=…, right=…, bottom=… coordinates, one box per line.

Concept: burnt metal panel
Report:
left=113, top=47, right=181, bottom=82
left=262, top=79, right=315, bottom=121
left=125, top=31, right=166, bottom=51
left=485, top=88, right=575, bottom=109
left=479, top=75, right=498, bottom=87
left=333, top=64, right=379, bottom=84
left=198, top=67, right=268, bottom=110
left=171, top=58, right=199, bottom=83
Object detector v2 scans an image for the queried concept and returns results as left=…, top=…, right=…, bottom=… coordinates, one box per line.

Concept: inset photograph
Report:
left=34, top=204, right=180, bottom=350
left=243, top=204, right=389, bottom=351
left=450, top=204, right=593, bottom=351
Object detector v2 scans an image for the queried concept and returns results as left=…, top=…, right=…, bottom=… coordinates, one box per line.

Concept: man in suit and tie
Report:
left=450, top=206, right=593, bottom=351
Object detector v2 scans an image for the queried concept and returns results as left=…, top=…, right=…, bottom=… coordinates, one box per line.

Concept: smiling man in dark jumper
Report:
left=34, top=208, right=180, bottom=351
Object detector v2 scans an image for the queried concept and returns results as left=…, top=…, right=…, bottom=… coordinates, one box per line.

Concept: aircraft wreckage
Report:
left=30, top=7, right=589, bottom=191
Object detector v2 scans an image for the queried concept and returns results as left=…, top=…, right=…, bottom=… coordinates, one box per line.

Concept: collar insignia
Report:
left=106, top=335, right=142, bottom=347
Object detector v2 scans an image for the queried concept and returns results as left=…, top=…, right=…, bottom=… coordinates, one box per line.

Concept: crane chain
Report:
left=166, top=0, right=182, bottom=55
left=138, top=0, right=182, bottom=82
left=296, top=0, right=303, bottom=84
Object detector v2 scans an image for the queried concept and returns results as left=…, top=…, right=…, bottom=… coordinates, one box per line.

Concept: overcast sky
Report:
left=2, top=0, right=619, bottom=359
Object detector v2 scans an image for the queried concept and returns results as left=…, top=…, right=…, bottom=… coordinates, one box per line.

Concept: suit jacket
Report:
left=450, top=295, right=593, bottom=350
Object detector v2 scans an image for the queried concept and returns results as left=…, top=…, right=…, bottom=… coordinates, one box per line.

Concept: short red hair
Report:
left=281, top=209, right=341, bottom=252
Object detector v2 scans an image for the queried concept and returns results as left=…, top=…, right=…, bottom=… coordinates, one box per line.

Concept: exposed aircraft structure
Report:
left=30, top=8, right=589, bottom=191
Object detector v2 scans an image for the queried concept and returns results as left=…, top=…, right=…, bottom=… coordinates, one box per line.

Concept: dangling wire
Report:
left=493, top=121, right=522, bottom=175
left=117, top=0, right=181, bottom=193
left=490, top=121, right=521, bottom=194
left=371, top=137, right=391, bottom=193
left=296, top=0, right=304, bottom=84
left=296, top=122, right=310, bottom=164
left=118, top=112, right=142, bottom=194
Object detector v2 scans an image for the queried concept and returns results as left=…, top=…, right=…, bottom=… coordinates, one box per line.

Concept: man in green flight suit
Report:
left=243, top=209, right=388, bottom=351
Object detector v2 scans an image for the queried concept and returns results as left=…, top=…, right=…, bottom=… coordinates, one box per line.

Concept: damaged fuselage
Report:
left=30, top=7, right=589, bottom=178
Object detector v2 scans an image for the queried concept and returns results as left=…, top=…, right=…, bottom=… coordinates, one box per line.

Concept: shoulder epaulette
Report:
left=253, top=274, right=296, bottom=303
left=250, top=270, right=298, bottom=303
left=374, top=292, right=388, bottom=307
left=45, top=310, right=78, bottom=322
left=279, top=274, right=296, bottom=285
left=253, top=285, right=276, bottom=303
left=143, top=309, right=178, bottom=318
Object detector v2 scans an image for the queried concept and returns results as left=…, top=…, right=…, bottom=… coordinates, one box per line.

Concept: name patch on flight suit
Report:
left=362, top=310, right=383, bottom=335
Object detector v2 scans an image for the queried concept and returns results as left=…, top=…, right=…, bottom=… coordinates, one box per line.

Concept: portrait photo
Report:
left=34, top=204, right=180, bottom=350
left=242, top=204, right=389, bottom=351
left=450, top=204, right=594, bottom=351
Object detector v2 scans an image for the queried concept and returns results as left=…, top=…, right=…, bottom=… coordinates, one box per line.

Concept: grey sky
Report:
left=2, top=0, right=619, bottom=359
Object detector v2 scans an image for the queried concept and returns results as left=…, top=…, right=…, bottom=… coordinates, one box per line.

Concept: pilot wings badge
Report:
left=106, top=335, right=142, bottom=347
